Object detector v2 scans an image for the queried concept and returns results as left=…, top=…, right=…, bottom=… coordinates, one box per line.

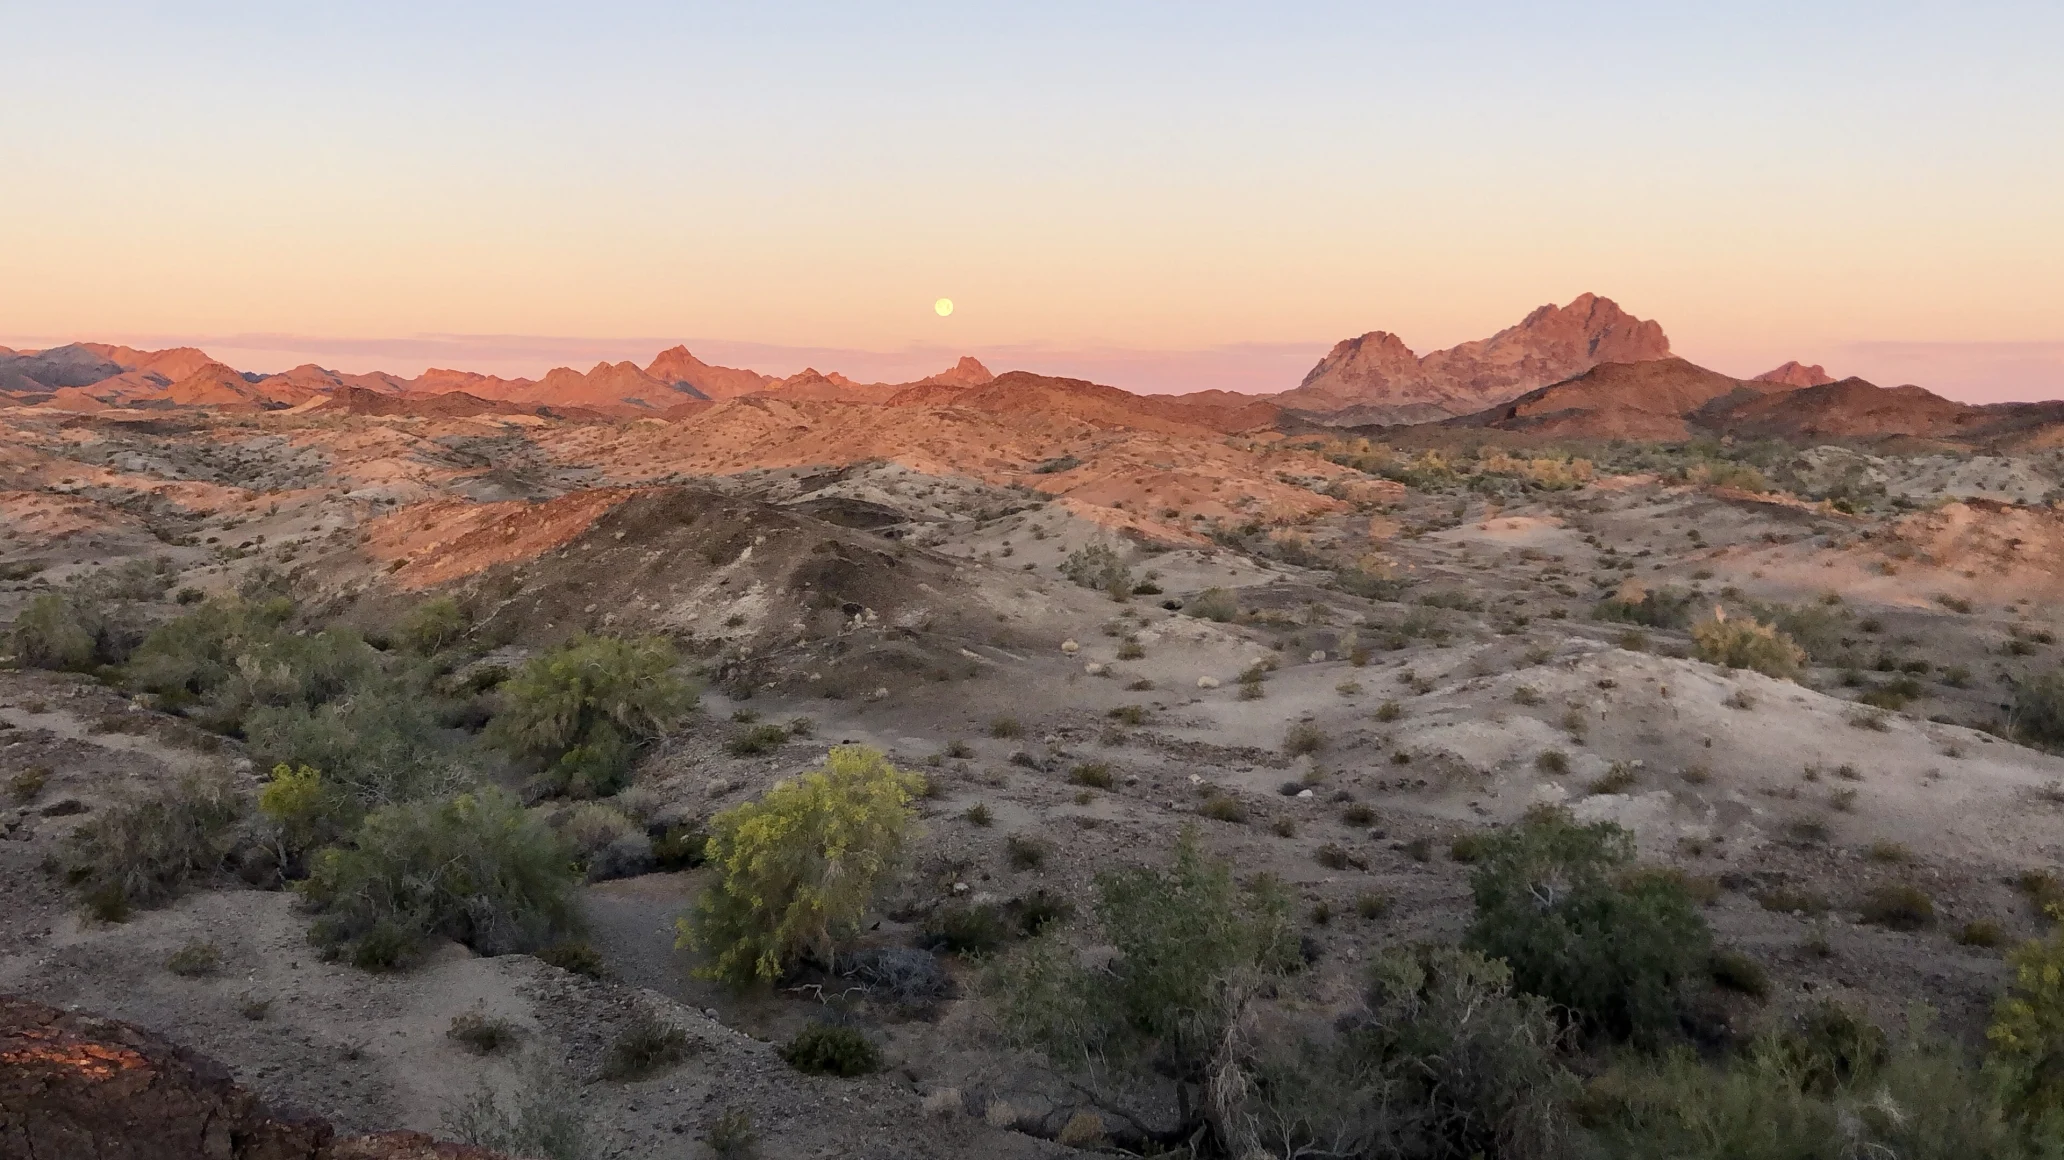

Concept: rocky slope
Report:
left=1443, top=356, right=1779, bottom=440
left=1280, top=292, right=1672, bottom=422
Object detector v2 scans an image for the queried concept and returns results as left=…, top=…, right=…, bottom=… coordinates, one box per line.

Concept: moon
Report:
left=934, top=298, right=954, bottom=317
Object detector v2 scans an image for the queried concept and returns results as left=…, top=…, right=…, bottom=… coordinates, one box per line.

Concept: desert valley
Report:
left=8, top=294, right=2064, bottom=1159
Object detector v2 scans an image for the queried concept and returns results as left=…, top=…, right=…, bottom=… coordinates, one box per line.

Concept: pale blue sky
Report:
left=4, top=2, right=2060, bottom=396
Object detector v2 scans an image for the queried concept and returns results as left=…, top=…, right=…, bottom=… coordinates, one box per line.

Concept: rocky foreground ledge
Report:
left=0, top=996, right=507, bottom=1160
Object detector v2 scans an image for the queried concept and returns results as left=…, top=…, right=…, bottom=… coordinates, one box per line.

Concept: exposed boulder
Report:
left=0, top=995, right=509, bottom=1160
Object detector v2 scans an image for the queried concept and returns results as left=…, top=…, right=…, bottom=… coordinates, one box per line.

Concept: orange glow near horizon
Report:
left=2, top=6, right=2058, bottom=400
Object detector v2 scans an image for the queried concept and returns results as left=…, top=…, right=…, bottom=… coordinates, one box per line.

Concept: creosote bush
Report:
left=166, top=939, right=222, bottom=977
left=2014, top=667, right=2064, bottom=749
left=448, top=1009, right=522, bottom=1055
left=779, top=1023, right=881, bottom=1077
left=1690, top=611, right=1806, bottom=680
left=1068, top=761, right=1113, bottom=789
left=1222, top=946, right=1578, bottom=1160
left=1582, top=1009, right=2048, bottom=1160
left=9, top=592, right=98, bottom=671
left=1990, top=926, right=2064, bottom=1120
left=398, top=596, right=468, bottom=655
left=679, top=746, right=920, bottom=985
left=1858, top=883, right=1934, bottom=931
left=1186, top=587, right=1239, bottom=623
left=1283, top=721, right=1325, bottom=756
left=68, top=769, right=246, bottom=921
left=299, top=787, right=579, bottom=969
left=601, top=1012, right=693, bottom=1080
left=485, top=634, right=695, bottom=798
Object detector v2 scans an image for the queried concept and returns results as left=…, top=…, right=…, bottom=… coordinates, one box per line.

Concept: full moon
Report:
left=934, top=298, right=954, bottom=317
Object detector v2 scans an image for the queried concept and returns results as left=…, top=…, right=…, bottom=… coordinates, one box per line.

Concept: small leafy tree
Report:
left=300, top=787, right=579, bottom=968
left=256, top=763, right=361, bottom=868
left=679, top=745, right=921, bottom=985
left=486, top=634, right=695, bottom=797
left=1464, top=808, right=1711, bottom=1043
left=990, top=828, right=1298, bottom=1146
left=1690, top=608, right=1806, bottom=680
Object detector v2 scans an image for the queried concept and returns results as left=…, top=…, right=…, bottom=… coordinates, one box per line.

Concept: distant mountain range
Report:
left=5, top=294, right=2054, bottom=449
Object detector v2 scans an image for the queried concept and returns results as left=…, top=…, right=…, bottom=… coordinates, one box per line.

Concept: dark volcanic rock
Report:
left=0, top=996, right=510, bottom=1160
left=0, top=994, right=331, bottom=1160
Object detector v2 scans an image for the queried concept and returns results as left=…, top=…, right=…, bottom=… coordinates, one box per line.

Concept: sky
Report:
left=3, top=1, right=2061, bottom=399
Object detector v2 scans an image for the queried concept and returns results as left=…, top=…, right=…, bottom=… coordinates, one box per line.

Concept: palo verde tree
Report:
left=679, top=745, right=922, bottom=986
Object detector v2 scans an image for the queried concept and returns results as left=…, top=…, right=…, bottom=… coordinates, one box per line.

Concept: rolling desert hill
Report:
left=1443, top=356, right=1784, bottom=440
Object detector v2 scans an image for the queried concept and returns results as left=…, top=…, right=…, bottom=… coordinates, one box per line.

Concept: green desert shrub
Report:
left=1988, top=927, right=2064, bottom=1120
left=1186, top=586, right=1239, bottom=623
left=1060, top=543, right=1132, bottom=599
left=1583, top=1011, right=2047, bottom=1160
left=678, top=746, right=921, bottom=985
left=1464, top=808, right=1711, bottom=1043
left=1764, top=601, right=1852, bottom=664
left=485, top=634, right=696, bottom=798
left=447, top=1009, right=522, bottom=1055
left=724, top=723, right=788, bottom=756
left=2013, top=668, right=2064, bottom=749
left=67, top=769, right=246, bottom=921
left=600, top=1012, right=694, bottom=1080
left=779, top=1023, right=881, bottom=1077
left=444, top=1058, right=595, bottom=1160
left=9, top=592, right=98, bottom=671
left=1283, top=721, right=1325, bottom=756
left=924, top=901, right=1012, bottom=956
left=256, top=763, right=361, bottom=868
left=397, top=595, right=468, bottom=655
left=989, top=828, right=1297, bottom=1135
left=299, top=787, right=579, bottom=969
left=165, top=939, right=222, bottom=977
left=244, top=689, right=456, bottom=808
left=1859, top=883, right=1935, bottom=931
left=1691, top=612, right=1806, bottom=680
left=1593, top=585, right=1695, bottom=630
left=1220, top=946, right=1578, bottom=1160
left=650, top=822, right=709, bottom=870
left=128, top=597, right=385, bottom=733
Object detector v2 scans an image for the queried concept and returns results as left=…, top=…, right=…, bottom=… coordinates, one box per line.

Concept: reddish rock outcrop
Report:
left=644, top=345, right=772, bottom=400
left=1282, top=293, right=1672, bottom=420
left=0, top=996, right=509, bottom=1160
left=0, top=995, right=331, bottom=1160
left=1752, top=360, right=1837, bottom=388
